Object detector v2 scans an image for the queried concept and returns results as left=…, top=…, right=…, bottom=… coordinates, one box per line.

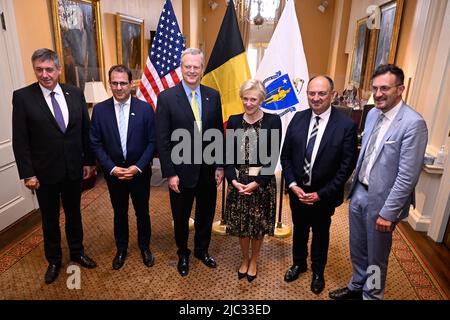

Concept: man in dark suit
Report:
left=12, top=48, right=97, bottom=284
left=156, top=48, right=224, bottom=277
left=280, top=76, right=358, bottom=294
left=90, top=65, right=156, bottom=270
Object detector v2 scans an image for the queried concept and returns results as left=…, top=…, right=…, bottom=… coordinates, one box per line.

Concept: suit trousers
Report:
left=105, top=171, right=151, bottom=252
left=169, top=171, right=217, bottom=257
left=288, top=190, right=333, bottom=275
left=36, top=179, right=84, bottom=265
left=347, top=182, right=394, bottom=300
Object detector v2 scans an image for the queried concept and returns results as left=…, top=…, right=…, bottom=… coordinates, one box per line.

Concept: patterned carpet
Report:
left=0, top=176, right=447, bottom=300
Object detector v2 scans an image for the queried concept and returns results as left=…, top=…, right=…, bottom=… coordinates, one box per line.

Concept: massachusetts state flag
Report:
left=255, top=0, right=309, bottom=137
left=136, top=0, right=185, bottom=110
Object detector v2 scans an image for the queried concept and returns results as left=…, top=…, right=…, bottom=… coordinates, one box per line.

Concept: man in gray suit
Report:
left=329, top=64, right=428, bottom=300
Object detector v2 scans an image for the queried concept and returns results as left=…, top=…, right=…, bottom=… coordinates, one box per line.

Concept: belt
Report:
left=359, top=181, right=368, bottom=191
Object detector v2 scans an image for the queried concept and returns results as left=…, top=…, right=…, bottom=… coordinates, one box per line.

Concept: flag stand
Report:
left=275, top=171, right=291, bottom=238
left=212, top=180, right=227, bottom=235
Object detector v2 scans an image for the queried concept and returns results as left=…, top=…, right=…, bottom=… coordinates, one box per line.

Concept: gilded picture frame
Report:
left=349, top=17, right=370, bottom=87
left=51, top=0, right=105, bottom=90
left=362, top=0, right=404, bottom=93
left=116, top=13, right=144, bottom=81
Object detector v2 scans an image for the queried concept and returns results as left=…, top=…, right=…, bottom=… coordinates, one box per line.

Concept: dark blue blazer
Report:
left=90, top=96, right=156, bottom=174
left=280, top=107, right=358, bottom=207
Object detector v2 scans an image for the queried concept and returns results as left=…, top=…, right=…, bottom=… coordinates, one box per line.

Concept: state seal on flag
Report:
left=261, top=72, right=305, bottom=117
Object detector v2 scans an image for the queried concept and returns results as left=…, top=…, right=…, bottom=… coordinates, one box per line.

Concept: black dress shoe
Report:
left=177, top=256, right=189, bottom=277
left=247, top=272, right=257, bottom=283
left=71, top=254, right=97, bottom=269
left=329, top=287, right=363, bottom=300
left=112, top=251, right=127, bottom=270
left=284, top=265, right=307, bottom=282
left=311, top=273, right=325, bottom=295
left=44, top=264, right=61, bottom=284
left=237, top=271, right=247, bottom=280
left=142, top=250, right=155, bottom=267
left=194, top=253, right=217, bottom=268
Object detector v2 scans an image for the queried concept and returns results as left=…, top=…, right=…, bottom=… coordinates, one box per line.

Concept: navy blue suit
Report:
left=281, top=107, right=358, bottom=274
left=90, top=96, right=156, bottom=252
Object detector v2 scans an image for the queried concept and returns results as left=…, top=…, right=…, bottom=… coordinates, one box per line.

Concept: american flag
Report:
left=136, top=0, right=185, bottom=109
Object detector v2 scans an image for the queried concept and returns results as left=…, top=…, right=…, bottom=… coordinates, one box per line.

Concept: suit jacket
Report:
left=349, top=102, right=428, bottom=222
left=156, top=83, right=224, bottom=188
left=89, top=96, right=156, bottom=175
left=281, top=107, right=358, bottom=208
left=12, top=82, right=94, bottom=184
left=224, top=112, right=282, bottom=188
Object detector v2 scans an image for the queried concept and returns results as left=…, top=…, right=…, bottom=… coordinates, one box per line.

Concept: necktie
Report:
left=302, top=116, right=320, bottom=185
left=191, top=91, right=201, bottom=131
left=118, top=103, right=127, bottom=158
left=50, top=92, right=66, bottom=133
left=358, top=113, right=385, bottom=184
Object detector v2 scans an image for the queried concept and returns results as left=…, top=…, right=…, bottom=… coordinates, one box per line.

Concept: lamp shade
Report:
left=84, top=81, right=109, bottom=103
left=367, top=93, right=375, bottom=105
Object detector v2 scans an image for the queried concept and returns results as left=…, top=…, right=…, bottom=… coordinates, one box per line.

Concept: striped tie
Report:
left=118, top=103, right=127, bottom=158
left=191, top=91, right=201, bottom=131
left=358, top=113, right=384, bottom=185
left=302, top=116, right=320, bottom=185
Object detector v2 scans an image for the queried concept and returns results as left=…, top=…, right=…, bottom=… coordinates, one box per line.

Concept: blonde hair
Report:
left=239, top=79, right=266, bottom=101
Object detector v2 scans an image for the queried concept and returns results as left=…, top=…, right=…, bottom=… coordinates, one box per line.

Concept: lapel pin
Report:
left=131, top=113, right=135, bottom=116
left=65, top=91, right=70, bottom=95
left=206, top=97, right=209, bottom=101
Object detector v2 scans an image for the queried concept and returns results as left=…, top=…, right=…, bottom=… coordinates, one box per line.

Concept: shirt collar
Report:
left=381, top=100, right=403, bottom=121
left=113, top=95, right=131, bottom=107
left=312, top=105, right=332, bottom=120
left=39, top=83, right=63, bottom=97
left=182, top=80, right=201, bottom=98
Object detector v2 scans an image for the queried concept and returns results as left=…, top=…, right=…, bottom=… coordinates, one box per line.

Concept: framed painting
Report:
left=51, top=0, right=105, bottom=90
left=362, top=0, right=404, bottom=93
left=349, top=18, right=370, bottom=87
left=116, top=13, right=144, bottom=80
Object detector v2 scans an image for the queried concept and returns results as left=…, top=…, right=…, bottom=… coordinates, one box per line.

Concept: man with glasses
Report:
left=90, top=65, right=156, bottom=270
left=12, top=48, right=97, bottom=284
left=281, top=76, right=358, bottom=294
left=329, top=64, right=428, bottom=300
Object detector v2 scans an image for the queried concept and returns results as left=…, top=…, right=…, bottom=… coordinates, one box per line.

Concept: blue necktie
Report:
left=302, top=116, right=320, bottom=184
left=50, top=92, right=66, bottom=133
left=118, top=103, right=127, bottom=158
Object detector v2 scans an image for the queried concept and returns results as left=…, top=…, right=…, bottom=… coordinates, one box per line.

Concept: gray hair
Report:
left=31, top=48, right=61, bottom=68
left=181, top=48, right=204, bottom=67
left=239, top=79, right=266, bottom=101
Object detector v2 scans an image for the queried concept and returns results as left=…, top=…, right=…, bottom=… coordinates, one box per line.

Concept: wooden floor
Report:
left=398, top=221, right=450, bottom=298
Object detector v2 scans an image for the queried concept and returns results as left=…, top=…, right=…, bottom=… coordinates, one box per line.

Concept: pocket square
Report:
left=384, top=140, right=396, bottom=144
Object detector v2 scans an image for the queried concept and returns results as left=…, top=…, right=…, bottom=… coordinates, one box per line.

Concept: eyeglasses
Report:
left=371, top=84, right=402, bottom=94
left=110, top=81, right=130, bottom=87
left=307, top=91, right=329, bottom=97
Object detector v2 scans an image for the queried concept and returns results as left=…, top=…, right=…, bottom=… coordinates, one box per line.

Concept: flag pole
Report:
left=212, top=180, right=227, bottom=235
left=274, top=171, right=291, bottom=238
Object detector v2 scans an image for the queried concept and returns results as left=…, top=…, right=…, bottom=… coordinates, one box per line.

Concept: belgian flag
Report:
left=201, top=0, right=251, bottom=126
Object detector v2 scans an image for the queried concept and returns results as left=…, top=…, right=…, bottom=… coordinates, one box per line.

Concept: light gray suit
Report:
left=347, top=102, right=428, bottom=299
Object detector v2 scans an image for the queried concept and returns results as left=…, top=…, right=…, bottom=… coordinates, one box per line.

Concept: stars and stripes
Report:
left=136, top=0, right=185, bottom=109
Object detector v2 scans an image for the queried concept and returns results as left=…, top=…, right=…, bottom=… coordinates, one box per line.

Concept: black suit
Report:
left=12, top=82, right=95, bottom=265
left=281, top=107, right=358, bottom=274
left=156, top=83, right=223, bottom=257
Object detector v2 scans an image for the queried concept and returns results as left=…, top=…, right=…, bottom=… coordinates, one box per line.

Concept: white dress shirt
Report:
left=39, top=83, right=69, bottom=127
left=360, top=100, right=402, bottom=185
left=289, top=106, right=332, bottom=188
